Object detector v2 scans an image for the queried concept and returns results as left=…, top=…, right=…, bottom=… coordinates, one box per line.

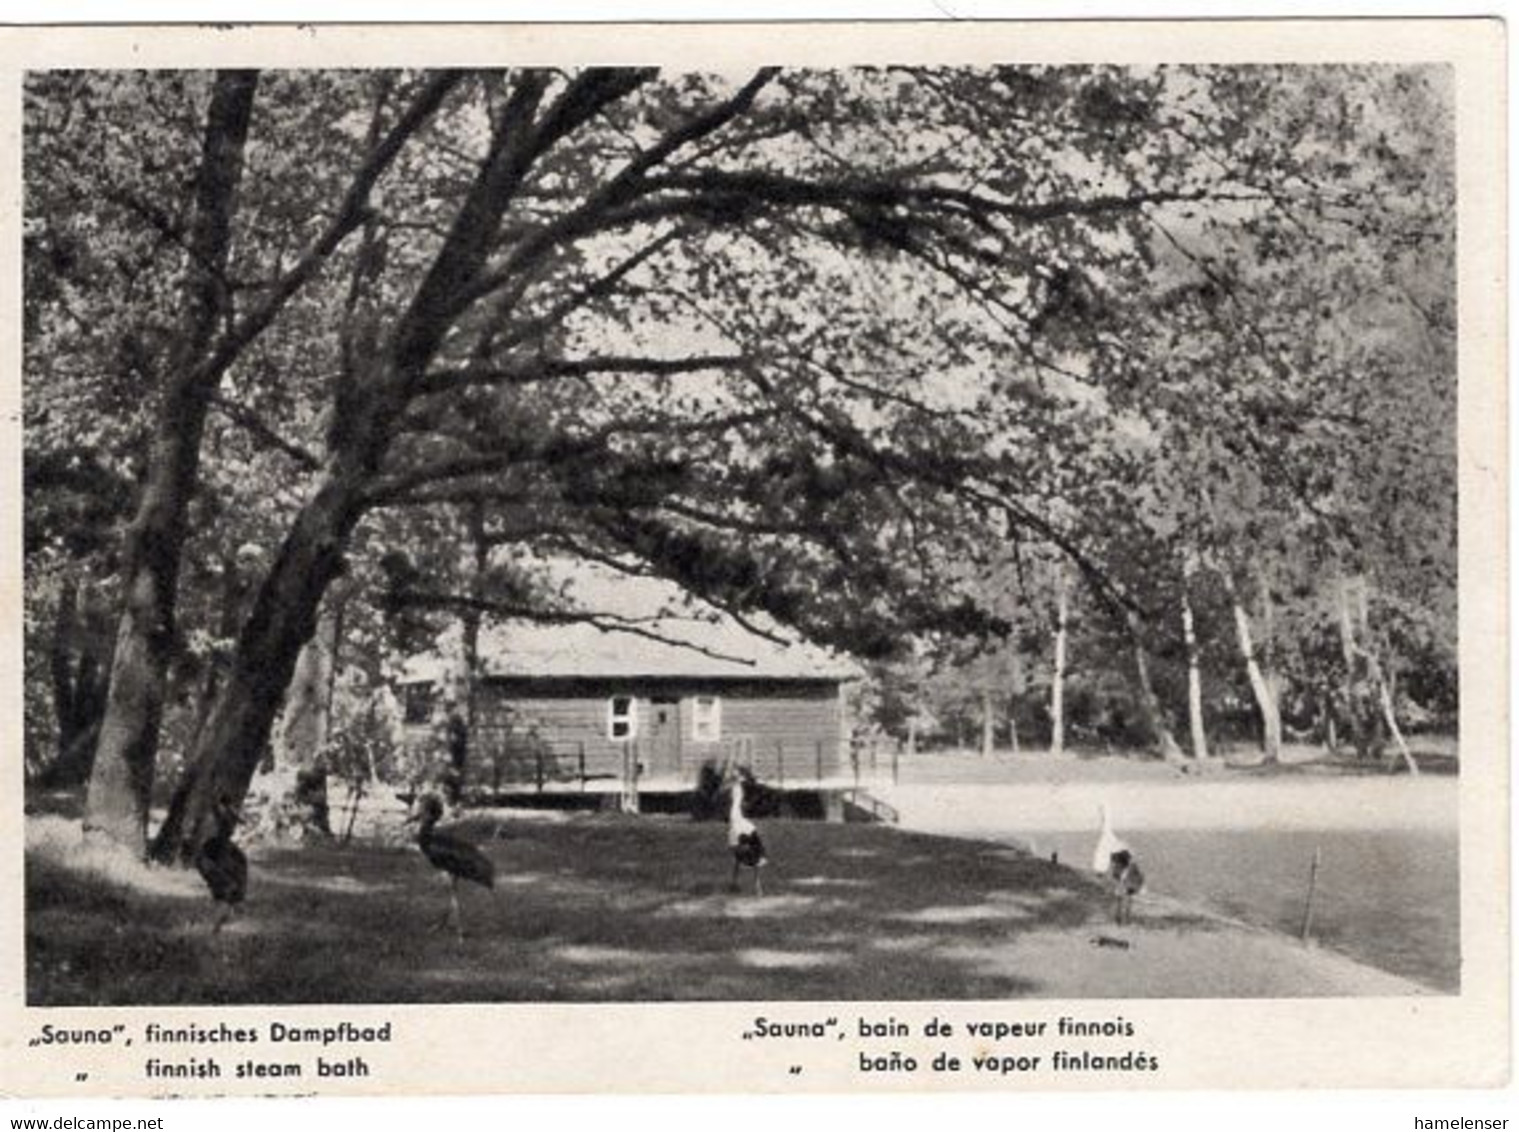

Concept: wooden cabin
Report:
left=400, top=612, right=861, bottom=798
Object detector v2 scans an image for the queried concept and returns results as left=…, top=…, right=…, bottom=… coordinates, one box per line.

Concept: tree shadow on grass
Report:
left=25, top=813, right=1233, bottom=1005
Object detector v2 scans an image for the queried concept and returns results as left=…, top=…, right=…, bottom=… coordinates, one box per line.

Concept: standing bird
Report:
left=1091, top=802, right=1127, bottom=873
left=726, top=767, right=769, bottom=896
left=1108, top=849, right=1145, bottom=925
left=1092, top=803, right=1144, bottom=924
left=194, top=795, right=248, bottom=933
left=408, top=794, right=495, bottom=941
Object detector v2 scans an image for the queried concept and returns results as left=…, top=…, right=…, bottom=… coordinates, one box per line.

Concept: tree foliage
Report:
left=22, top=64, right=1457, bottom=852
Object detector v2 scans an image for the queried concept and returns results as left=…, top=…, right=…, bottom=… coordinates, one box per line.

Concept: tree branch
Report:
left=624, top=170, right=1264, bottom=231
left=365, top=408, right=767, bottom=506
left=388, top=589, right=761, bottom=668
left=207, top=393, right=322, bottom=471
left=487, top=226, right=685, bottom=358
left=460, top=69, right=780, bottom=306
left=416, top=352, right=747, bottom=396
left=204, top=71, right=465, bottom=381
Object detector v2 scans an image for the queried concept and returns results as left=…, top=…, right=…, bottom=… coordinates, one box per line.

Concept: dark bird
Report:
left=726, top=767, right=769, bottom=896
left=194, top=795, right=248, bottom=933
left=408, top=794, right=495, bottom=940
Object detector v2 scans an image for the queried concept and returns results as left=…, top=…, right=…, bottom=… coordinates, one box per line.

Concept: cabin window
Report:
left=607, top=695, right=638, bottom=741
left=403, top=682, right=436, bottom=725
left=690, top=695, right=722, bottom=742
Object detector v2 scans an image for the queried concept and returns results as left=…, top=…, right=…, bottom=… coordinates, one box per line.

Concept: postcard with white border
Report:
left=2, top=19, right=1507, bottom=1096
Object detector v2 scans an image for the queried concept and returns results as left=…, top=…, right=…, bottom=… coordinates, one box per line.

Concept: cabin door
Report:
left=646, top=696, right=683, bottom=777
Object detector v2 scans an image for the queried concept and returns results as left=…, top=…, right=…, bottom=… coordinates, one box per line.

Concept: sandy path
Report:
left=873, top=762, right=1457, bottom=839
left=942, top=920, right=1431, bottom=997
left=865, top=757, right=1454, bottom=996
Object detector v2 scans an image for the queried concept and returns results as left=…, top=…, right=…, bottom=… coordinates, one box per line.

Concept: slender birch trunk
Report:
left=1181, top=551, right=1209, bottom=762
left=1257, top=563, right=1287, bottom=758
left=1008, top=647, right=1023, bottom=756
left=1224, top=573, right=1282, bottom=764
left=1354, top=578, right=1420, bottom=776
left=1333, top=569, right=1374, bottom=758
left=1050, top=567, right=1069, bottom=756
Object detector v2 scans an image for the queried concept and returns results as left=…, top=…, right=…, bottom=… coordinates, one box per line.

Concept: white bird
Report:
left=1092, top=803, right=1144, bottom=924
left=727, top=767, right=769, bottom=896
left=1092, top=803, right=1129, bottom=873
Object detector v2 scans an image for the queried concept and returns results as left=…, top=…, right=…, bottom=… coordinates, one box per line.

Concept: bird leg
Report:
left=450, top=877, right=465, bottom=942
left=1113, top=887, right=1133, bottom=925
left=212, top=906, right=234, bottom=934
left=729, top=858, right=741, bottom=893
left=429, top=877, right=454, bottom=933
left=753, top=867, right=763, bottom=898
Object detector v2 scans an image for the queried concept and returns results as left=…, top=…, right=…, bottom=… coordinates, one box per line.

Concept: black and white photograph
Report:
left=4, top=18, right=1507, bottom=1096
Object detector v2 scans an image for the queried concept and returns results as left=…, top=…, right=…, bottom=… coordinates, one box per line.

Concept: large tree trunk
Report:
left=83, top=72, right=260, bottom=853
left=42, top=577, right=112, bottom=788
left=151, top=70, right=641, bottom=859
left=1181, top=554, right=1209, bottom=762
left=1049, top=567, right=1068, bottom=756
left=87, top=404, right=211, bottom=847
left=151, top=473, right=368, bottom=861
left=83, top=72, right=459, bottom=855
left=154, top=107, right=516, bottom=856
left=177, top=549, right=256, bottom=772
left=1225, top=572, right=1282, bottom=764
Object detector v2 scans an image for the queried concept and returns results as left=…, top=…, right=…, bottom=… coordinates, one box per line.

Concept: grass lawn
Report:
left=26, top=807, right=1427, bottom=1005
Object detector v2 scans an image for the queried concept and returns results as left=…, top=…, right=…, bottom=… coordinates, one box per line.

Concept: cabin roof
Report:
left=472, top=620, right=858, bottom=681
left=398, top=568, right=864, bottom=684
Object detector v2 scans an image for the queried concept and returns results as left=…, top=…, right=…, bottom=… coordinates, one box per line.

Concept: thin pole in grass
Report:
left=1300, top=845, right=1322, bottom=944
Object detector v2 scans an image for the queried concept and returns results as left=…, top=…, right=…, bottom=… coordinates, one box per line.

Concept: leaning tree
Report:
left=24, top=65, right=1452, bottom=859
